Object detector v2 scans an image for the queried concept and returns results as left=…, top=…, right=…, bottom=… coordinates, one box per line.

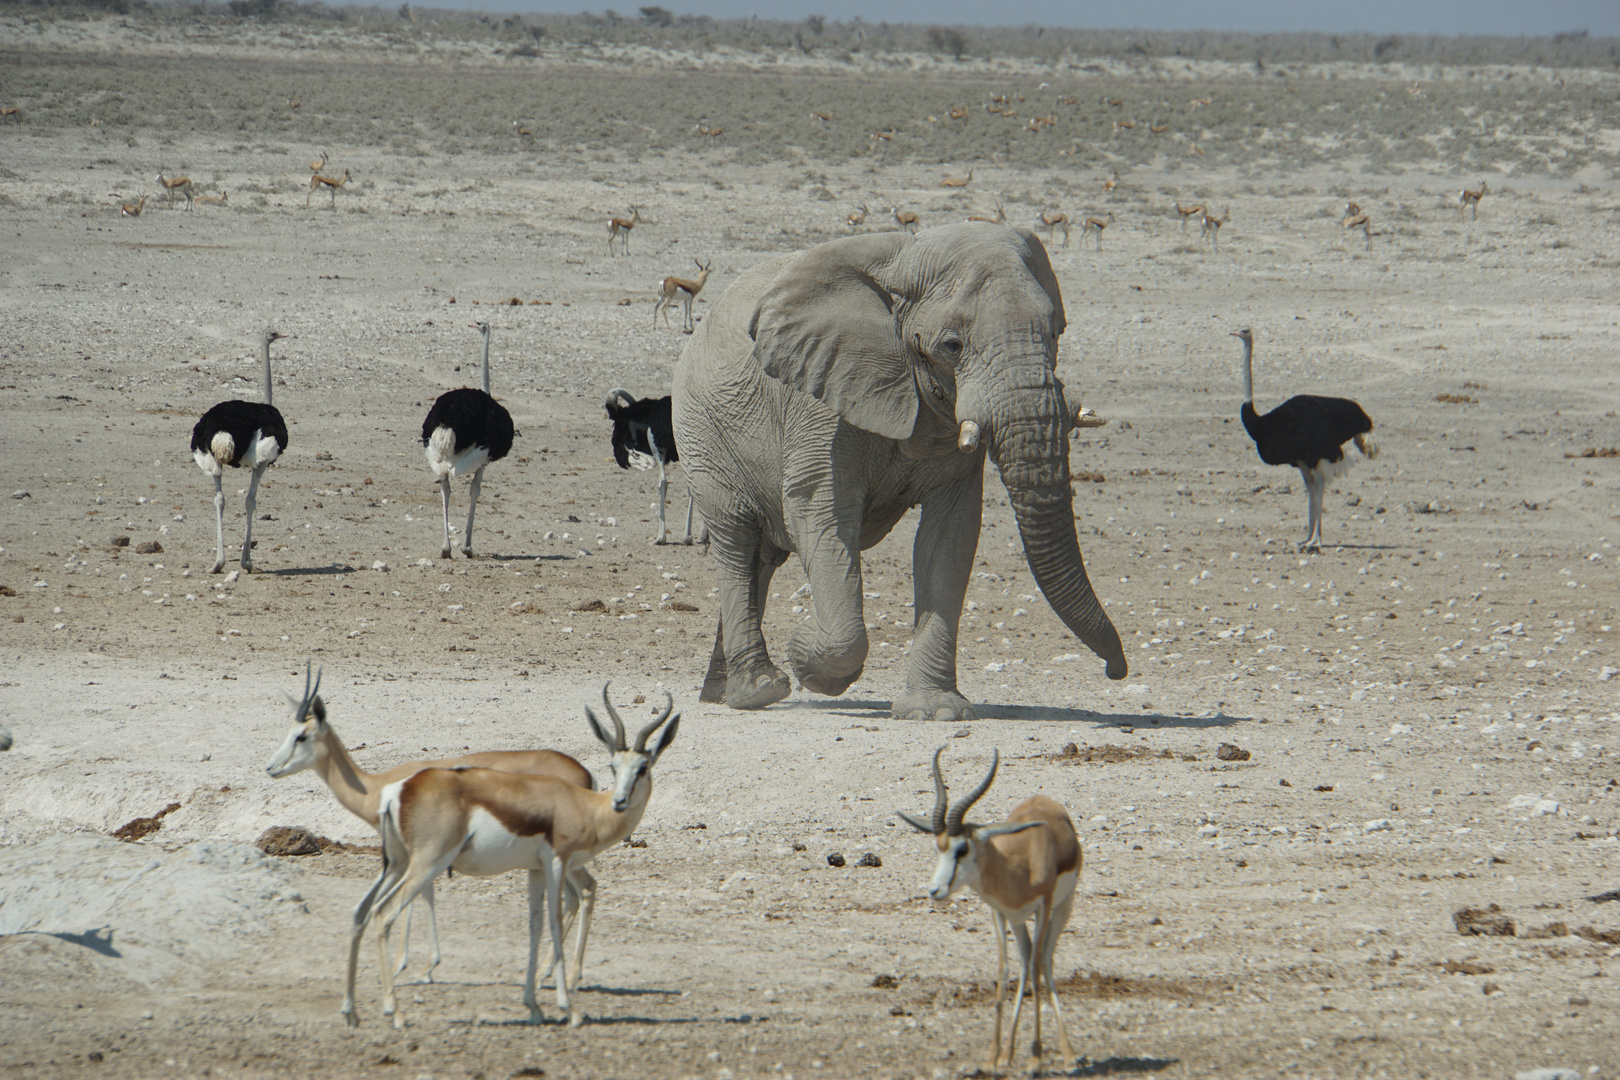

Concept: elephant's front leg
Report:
left=712, top=528, right=792, bottom=710
left=787, top=496, right=870, bottom=698
left=894, top=468, right=983, bottom=722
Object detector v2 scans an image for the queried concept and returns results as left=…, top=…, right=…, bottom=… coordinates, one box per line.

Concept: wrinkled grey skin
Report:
left=672, top=223, right=1127, bottom=723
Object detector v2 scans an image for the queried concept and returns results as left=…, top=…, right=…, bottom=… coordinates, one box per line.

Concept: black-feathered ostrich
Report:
left=604, top=389, right=704, bottom=545
left=421, top=322, right=515, bottom=559
left=1232, top=327, right=1379, bottom=551
left=191, top=328, right=292, bottom=573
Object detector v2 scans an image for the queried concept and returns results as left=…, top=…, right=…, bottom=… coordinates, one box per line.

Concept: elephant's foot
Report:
left=726, top=664, right=791, bottom=710
left=798, top=667, right=863, bottom=697
left=893, top=688, right=979, bottom=723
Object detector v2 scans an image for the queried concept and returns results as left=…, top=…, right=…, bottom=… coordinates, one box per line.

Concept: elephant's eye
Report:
left=934, top=335, right=963, bottom=359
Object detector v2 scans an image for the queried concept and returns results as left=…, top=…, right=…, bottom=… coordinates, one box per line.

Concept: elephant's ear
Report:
left=749, top=233, right=917, bottom=440
left=1013, top=226, right=1067, bottom=339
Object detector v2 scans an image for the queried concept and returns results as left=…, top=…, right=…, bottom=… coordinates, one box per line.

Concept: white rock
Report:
left=371, top=561, right=390, bottom=572
left=1388, top=723, right=1413, bottom=736
left=1515, top=1070, right=1581, bottom=1080
left=984, top=661, right=1006, bottom=672
left=1363, top=819, right=1393, bottom=833
left=1599, top=667, right=1618, bottom=682
left=1197, top=824, right=1220, bottom=837
left=1505, top=793, right=1542, bottom=811
left=1533, top=799, right=1561, bottom=816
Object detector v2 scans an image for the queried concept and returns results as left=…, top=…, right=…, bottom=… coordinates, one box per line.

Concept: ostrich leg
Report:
left=241, top=465, right=266, bottom=571
left=463, top=465, right=484, bottom=557
left=438, top=475, right=454, bottom=559
left=210, top=473, right=227, bottom=574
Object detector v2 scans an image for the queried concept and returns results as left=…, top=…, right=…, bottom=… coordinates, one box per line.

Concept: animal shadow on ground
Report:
left=267, top=563, right=357, bottom=577
left=13, top=928, right=122, bottom=957
left=796, top=699, right=1245, bottom=730
left=473, top=551, right=572, bottom=563
left=965, top=1056, right=1176, bottom=1079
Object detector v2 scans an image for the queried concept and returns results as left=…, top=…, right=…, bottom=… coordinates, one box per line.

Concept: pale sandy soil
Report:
left=1, top=20, right=1619, bottom=1080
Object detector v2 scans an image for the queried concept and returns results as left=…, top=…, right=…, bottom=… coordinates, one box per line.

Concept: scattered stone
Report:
left=1216, top=743, right=1251, bottom=762
left=255, top=826, right=322, bottom=857
left=135, top=541, right=163, bottom=554
left=10, top=490, right=29, bottom=499
left=1515, top=1070, right=1581, bottom=1080
left=1520, top=922, right=1569, bottom=939
left=1481, top=981, right=1503, bottom=996
left=791, top=841, right=807, bottom=852
left=1363, top=818, right=1393, bottom=833
left=1279, top=778, right=1292, bottom=787
left=109, top=535, right=130, bottom=547
left=573, top=598, right=607, bottom=613
left=112, top=802, right=182, bottom=842
left=87, top=1051, right=102, bottom=1062
left=1314, top=784, right=1335, bottom=792
left=0, top=585, right=12, bottom=597
left=870, top=974, right=899, bottom=989
left=826, top=852, right=846, bottom=867
left=1575, top=925, right=1620, bottom=945
left=1441, top=959, right=1495, bottom=975
left=668, top=600, right=699, bottom=612
left=1453, top=903, right=1515, bottom=937
left=953, top=727, right=971, bottom=739
left=1584, top=888, right=1620, bottom=903
left=1599, top=667, right=1618, bottom=683
left=855, top=852, right=882, bottom=868
left=371, top=560, right=390, bottom=572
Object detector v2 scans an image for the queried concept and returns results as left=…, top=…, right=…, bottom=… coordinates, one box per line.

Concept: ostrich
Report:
left=191, top=328, right=292, bottom=574
left=1231, top=328, right=1379, bottom=552
left=604, top=389, right=703, bottom=545
left=421, top=322, right=515, bottom=559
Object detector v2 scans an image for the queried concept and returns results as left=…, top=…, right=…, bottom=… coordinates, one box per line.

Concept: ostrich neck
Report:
left=261, top=337, right=274, bottom=408
left=1240, top=339, right=1254, bottom=405
left=480, top=332, right=492, bottom=395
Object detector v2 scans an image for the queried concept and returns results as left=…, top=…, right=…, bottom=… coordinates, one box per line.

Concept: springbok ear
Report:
left=895, top=811, right=937, bottom=834
left=750, top=232, right=917, bottom=440
left=649, top=714, right=680, bottom=764
left=584, top=706, right=617, bottom=752
left=976, top=819, right=1044, bottom=841
left=311, top=696, right=326, bottom=723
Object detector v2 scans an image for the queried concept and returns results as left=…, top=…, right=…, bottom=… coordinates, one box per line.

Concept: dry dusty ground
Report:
left=1, top=19, right=1619, bottom=1080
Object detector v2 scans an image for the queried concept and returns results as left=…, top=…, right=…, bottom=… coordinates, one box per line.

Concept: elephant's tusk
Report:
left=957, top=420, right=981, bottom=452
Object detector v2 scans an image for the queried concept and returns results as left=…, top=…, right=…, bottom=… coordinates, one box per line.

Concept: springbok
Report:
left=607, top=206, right=640, bottom=256
left=654, top=258, right=712, bottom=334
left=899, top=748, right=1081, bottom=1072
left=342, top=683, right=680, bottom=1029
left=266, top=665, right=599, bottom=987
left=1039, top=210, right=1070, bottom=247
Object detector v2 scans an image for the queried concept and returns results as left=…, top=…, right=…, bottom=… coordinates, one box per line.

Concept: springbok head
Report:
left=266, top=663, right=328, bottom=778
left=584, top=683, right=679, bottom=812
left=898, top=747, right=1040, bottom=902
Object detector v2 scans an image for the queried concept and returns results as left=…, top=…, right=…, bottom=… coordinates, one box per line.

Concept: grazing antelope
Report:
left=1081, top=211, right=1115, bottom=251
left=1460, top=180, right=1488, bottom=221
left=966, top=199, right=1006, bottom=224
left=342, top=684, right=680, bottom=1029
left=1342, top=210, right=1373, bottom=250
left=1103, top=96, right=1123, bottom=108
left=1190, top=96, right=1211, bottom=108
left=513, top=120, right=535, bottom=143
left=810, top=111, right=831, bottom=124
left=1200, top=206, right=1230, bottom=250
left=119, top=194, right=146, bottom=217
left=941, top=168, right=972, bottom=188
left=899, top=748, right=1081, bottom=1072
left=845, top=203, right=869, bottom=229
left=266, top=665, right=599, bottom=987
left=1102, top=172, right=1118, bottom=193
left=1338, top=200, right=1362, bottom=223
left=893, top=206, right=920, bottom=234
left=308, top=150, right=328, bottom=173
left=288, top=97, right=300, bottom=110
left=607, top=206, right=640, bottom=257
left=1149, top=122, right=1168, bottom=134
left=1038, top=210, right=1070, bottom=248
left=948, top=106, right=968, bottom=121
left=0, top=106, right=20, bottom=121
left=157, top=168, right=194, bottom=210
left=654, top=258, right=712, bottom=333
left=1173, top=201, right=1206, bottom=231
left=307, top=168, right=351, bottom=209
left=1113, top=119, right=1136, bottom=132
left=194, top=189, right=228, bottom=208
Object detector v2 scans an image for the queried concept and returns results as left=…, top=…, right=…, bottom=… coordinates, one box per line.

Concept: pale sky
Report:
left=422, top=0, right=1620, bottom=36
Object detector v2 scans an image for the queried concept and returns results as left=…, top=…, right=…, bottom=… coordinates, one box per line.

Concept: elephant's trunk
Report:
left=983, top=367, right=1127, bottom=681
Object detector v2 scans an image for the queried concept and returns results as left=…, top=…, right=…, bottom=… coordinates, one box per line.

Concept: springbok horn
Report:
left=957, top=420, right=981, bottom=452
left=600, top=682, right=628, bottom=750
left=633, top=691, right=675, bottom=753
left=927, top=746, right=949, bottom=835
left=606, top=387, right=638, bottom=410
left=945, top=748, right=999, bottom=836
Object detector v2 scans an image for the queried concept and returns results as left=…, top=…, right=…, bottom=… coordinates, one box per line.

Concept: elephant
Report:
left=671, top=223, right=1127, bottom=723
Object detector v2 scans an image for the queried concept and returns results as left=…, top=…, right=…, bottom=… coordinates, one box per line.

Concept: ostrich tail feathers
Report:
left=1355, top=434, right=1380, bottom=461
